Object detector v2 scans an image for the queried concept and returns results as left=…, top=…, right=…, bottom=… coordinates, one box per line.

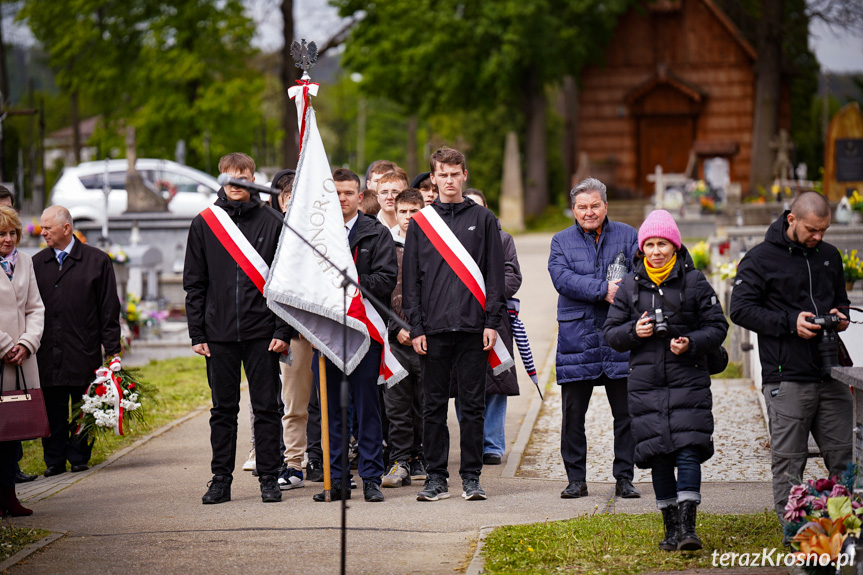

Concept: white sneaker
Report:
left=242, top=448, right=256, bottom=472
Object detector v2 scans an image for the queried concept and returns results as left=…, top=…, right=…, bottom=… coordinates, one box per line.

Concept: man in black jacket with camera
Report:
left=730, top=191, right=851, bottom=526
left=184, top=153, right=292, bottom=505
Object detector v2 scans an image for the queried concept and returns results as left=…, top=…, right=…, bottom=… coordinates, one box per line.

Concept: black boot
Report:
left=678, top=501, right=702, bottom=550
left=659, top=506, right=679, bottom=551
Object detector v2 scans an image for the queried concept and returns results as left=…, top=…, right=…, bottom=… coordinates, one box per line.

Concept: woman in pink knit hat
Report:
left=603, top=210, right=728, bottom=552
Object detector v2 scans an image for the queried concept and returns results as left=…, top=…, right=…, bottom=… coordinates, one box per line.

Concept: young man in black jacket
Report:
left=184, top=152, right=292, bottom=505
left=402, top=147, right=506, bottom=501
left=730, top=191, right=851, bottom=527
left=311, top=168, right=398, bottom=503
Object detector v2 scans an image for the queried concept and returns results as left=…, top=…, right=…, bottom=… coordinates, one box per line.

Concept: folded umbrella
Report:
left=507, top=298, right=542, bottom=400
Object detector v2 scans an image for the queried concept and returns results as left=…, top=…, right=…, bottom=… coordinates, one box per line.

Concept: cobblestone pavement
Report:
left=518, top=377, right=828, bottom=483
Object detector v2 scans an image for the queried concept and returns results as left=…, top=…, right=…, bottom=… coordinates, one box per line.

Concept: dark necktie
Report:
left=57, top=251, right=68, bottom=268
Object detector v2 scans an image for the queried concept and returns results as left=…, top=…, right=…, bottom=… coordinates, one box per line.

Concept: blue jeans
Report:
left=651, top=447, right=702, bottom=509
left=483, top=394, right=507, bottom=457
left=455, top=393, right=508, bottom=457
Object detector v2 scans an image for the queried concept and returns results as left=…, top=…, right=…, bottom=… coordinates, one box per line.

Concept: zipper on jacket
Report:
left=235, top=213, right=242, bottom=341
left=450, top=204, right=457, bottom=330
left=804, top=255, right=819, bottom=315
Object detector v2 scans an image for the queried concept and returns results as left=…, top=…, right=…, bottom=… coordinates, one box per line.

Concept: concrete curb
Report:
left=501, top=337, right=556, bottom=480
left=470, top=337, right=556, bottom=574
left=0, top=531, right=65, bottom=573
left=465, top=526, right=495, bottom=575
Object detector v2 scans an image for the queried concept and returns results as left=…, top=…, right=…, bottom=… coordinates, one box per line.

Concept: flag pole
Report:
left=318, top=355, right=331, bottom=502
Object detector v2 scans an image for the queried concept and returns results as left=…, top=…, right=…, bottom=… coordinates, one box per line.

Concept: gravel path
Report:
left=518, top=377, right=828, bottom=483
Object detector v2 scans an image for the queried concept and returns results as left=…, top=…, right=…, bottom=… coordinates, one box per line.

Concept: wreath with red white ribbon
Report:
left=74, top=357, right=153, bottom=443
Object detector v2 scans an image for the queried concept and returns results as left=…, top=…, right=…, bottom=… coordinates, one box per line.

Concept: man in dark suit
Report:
left=33, top=205, right=121, bottom=476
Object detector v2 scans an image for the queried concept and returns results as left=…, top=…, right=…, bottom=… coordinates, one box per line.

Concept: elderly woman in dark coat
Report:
left=603, top=210, right=727, bottom=552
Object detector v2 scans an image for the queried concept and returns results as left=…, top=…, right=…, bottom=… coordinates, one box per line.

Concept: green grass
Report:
left=520, top=206, right=574, bottom=234
left=481, top=511, right=783, bottom=574
left=714, top=360, right=744, bottom=379
left=0, top=527, right=51, bottom=562
left=20, top=356, right=210, bottom=475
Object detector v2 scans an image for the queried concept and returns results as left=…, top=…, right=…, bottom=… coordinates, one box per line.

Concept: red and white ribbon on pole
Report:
left=411, top=206, right=514, bottom=375
left=288, top=79, right=320, bottom=158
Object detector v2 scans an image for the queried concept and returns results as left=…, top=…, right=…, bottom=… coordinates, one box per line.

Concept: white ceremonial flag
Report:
left=265, top=80, right=406, bottom=385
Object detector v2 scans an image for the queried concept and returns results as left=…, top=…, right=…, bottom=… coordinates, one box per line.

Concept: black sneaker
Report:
left=260, top=475, right=282, bottom=502
left=417, top=475, right=450, bottom=501
left=409, top=458, right=427, bottom=481
left=482, top=453, right=502, bottom=465
left=363, top=481, right=385, bottom=502
left=306, top=459, right=324, bottom=482
left=202, top=475, right=232, bottom=504
left=461, top=476, right=487, bottom=501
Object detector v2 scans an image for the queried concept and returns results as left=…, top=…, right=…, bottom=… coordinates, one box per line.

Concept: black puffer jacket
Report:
left=402, top=198, right=505, bottom=338
left=730, top=211, right=849, bottom=383
left=603, top=247, right=728, bottom=468
left=184, top=191, right=293, bottom=344
left=349, top=211, right=398, bottom=320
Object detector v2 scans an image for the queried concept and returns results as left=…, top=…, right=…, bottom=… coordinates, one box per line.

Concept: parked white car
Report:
left=51, top=159, right=221, bottom=223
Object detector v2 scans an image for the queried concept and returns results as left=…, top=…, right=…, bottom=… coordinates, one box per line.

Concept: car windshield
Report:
left=77, top=163, right=216, bottom=194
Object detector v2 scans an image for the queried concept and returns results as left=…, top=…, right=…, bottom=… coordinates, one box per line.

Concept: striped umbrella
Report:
left=507, top=299, right=542, bottom=400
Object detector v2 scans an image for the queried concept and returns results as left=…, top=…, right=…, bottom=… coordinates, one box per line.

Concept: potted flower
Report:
left=690, top=241, right=711, bottom=272
left=842, top=250, right=863, bottom=291
left=122, top=293, right=142, bottom=339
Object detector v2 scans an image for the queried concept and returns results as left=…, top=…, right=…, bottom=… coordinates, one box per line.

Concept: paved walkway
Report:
left=6, top=234, right=791, bottom=575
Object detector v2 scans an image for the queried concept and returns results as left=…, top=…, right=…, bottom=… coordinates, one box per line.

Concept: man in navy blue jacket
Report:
left=547, top=178, right=640, bottom=500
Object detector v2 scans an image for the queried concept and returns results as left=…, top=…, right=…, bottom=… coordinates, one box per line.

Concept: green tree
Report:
left=18, top=0, right=266, bottom=172
left=332, top=0, right=630, bottom=217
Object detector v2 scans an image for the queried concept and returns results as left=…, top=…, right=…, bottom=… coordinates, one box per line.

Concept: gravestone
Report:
left=704, top=157, right=730, bottom=204
left=499, top=131, right=525, bottom=232
left=825, top=102, right=863, bottom=202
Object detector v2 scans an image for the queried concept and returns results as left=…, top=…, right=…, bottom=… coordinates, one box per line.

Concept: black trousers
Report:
left=206, top=339, right=282, bottom=478
left=560, top=375, right=635, bottom=482
left=385, top=342, right=424, bottom=464
left=422, top=332, right=487, bottom=480
left=42, top=384, right=93, bottom=468
left=306, top=377, right=322, bottom=461
left=312, top=342, right=384, bottom=483
left=0, top=442, right=17, bottom=488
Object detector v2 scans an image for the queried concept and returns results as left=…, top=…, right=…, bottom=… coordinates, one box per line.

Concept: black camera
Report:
left=647, top=308, right=669, bottom=337
left=810, top=314, right=841, bottom=374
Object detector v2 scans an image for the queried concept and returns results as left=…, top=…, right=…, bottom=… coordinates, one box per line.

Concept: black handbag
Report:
left=705, top=345, right=729, bottom=375
left=0, top=362, right=51, bottom=441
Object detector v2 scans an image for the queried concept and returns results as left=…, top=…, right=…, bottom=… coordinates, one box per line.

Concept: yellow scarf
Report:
left=645, top=254, right=677, bottom=286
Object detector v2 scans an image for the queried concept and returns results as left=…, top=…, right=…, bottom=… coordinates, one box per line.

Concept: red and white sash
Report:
left=348, top=292, right=408, bottom=387
left=411, top=205, right=514, bottom=375
left=202, top=205, right=405, bottom=385
left=200, top=206, right=270, bottom=293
